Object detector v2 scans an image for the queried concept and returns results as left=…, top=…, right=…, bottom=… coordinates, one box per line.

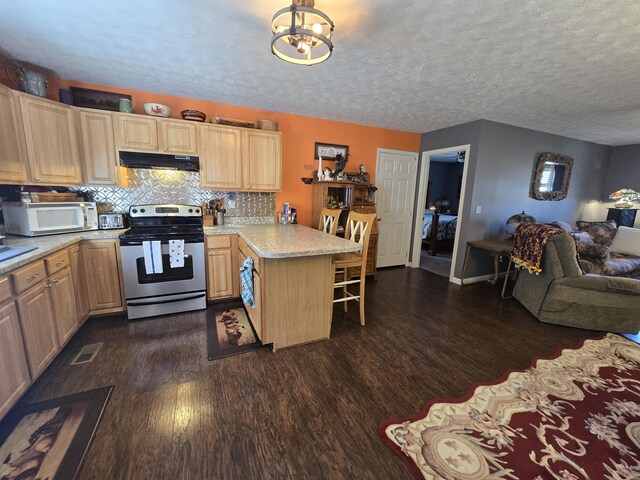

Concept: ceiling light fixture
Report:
left=271, top=0, right=334, bottom=66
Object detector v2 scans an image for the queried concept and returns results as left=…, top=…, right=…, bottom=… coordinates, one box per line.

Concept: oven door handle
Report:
left=127, top=293, right=206, bottom=307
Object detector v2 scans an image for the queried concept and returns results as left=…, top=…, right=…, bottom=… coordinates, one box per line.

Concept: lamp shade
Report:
left=609, top=188, right=640, bottom=208
left=506, top=211, right=537, bottom=236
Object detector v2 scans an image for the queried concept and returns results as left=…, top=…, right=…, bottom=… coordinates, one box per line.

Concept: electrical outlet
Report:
left=475, top=205, right=482, bottom=214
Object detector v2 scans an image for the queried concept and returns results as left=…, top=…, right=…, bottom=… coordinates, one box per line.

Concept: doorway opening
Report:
left=411, top=145, right=471, bottom=282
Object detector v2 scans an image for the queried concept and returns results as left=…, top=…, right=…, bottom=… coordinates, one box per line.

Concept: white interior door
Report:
left=376, top=149, right=418, bottom=268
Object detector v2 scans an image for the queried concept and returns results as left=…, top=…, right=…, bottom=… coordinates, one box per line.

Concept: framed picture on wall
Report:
left=314, top=142, right=349, bottom=160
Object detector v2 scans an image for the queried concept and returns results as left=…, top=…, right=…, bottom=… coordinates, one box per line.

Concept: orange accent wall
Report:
left=58, top=80, right=420, bottom=226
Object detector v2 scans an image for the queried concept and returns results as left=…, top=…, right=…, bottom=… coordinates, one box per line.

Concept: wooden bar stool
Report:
left=331, top=212, right=376, bottom=326
left=318, top=207, right=342, bottom=235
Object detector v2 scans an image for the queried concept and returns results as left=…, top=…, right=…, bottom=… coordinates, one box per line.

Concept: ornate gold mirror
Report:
left=530, top=152, right=574, bottom=201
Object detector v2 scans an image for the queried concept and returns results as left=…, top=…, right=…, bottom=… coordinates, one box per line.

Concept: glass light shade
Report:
left=506, top=211, right=537, bottom=236
left=271, top=1, right=334, bottom=65
left=609, top=188, right=640, bottom=208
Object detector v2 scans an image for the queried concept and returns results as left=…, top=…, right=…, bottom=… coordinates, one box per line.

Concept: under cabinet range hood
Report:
left=119, top=151, right=199, bottom=172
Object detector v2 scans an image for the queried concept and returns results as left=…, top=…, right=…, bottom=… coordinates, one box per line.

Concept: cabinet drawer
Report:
left=0, top=276, right=11, bottom=304
left=45, top=249, right=70, bottom=276
left=11, top=261, right=46, bottom=295
left=206, top=235, right=232, bottom=249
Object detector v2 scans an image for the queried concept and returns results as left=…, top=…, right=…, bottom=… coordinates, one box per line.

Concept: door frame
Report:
left=375, top=148, right=419, bottom=267
left=410, top=144, right=471, bottom=282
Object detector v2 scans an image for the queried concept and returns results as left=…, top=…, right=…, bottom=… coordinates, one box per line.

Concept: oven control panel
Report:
left=129, top=204, right=202, bottom=218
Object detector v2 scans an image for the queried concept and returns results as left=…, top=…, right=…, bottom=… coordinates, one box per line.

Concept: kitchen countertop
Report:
left=0, top=229, right=125, bottom=275
left=0, top=225, right=359, bottom=275
left=204, top=224, right=360, bottom=258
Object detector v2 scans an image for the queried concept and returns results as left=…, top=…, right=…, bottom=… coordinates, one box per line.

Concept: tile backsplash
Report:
left=71, top=168, right=276, bottom=219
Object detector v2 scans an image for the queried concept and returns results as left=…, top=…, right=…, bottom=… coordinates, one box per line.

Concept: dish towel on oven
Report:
left=240, top=256, right=255, bottom=308
left=169, top=239, right=185, bottom=268
left=143, top=241, right=163, bottom=274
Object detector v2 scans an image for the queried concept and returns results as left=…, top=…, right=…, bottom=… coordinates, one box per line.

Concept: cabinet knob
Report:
left=45, top=283, right=51, bottom=289
left=27, top=273, right=39, bottom=282
left=34, top=177, right=41, bottom=181
left=51, top=279, right=60, bottom=284
left=56, top=261, right=64, bottom=267
left=377, top=217, right=382, bottom=221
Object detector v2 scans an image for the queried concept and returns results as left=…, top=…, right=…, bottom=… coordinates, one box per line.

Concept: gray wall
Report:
left=421, top=120, right=612, bottom=279
left=603, top=144, right=640, bottom=228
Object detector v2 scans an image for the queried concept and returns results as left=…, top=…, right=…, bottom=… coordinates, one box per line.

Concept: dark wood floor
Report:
left=13, top=267, right=596, bottom=479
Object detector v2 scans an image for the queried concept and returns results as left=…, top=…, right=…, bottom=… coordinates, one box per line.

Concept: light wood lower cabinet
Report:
left=0, top=300, right=31, bottom=419
left=206, top=235, right=239, bottom=300
left=83, top=240, right=125, bottom=314
left=16, top=281, right=59, bottom=378
left=236, top=237, right=332, bottom=350
left=49, top=268, right=79, bottom=345
left=69, top=244, right=90, bottom=322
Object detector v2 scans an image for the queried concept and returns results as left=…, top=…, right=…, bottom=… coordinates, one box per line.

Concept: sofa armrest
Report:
left=555, top=274, right=640, bottom=295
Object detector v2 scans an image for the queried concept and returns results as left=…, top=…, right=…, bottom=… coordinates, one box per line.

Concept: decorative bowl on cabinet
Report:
left=144, top=103, right=172, bottom=117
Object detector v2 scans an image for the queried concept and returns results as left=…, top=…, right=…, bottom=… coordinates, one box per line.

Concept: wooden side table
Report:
left=461, top=240, right=516, bottom=298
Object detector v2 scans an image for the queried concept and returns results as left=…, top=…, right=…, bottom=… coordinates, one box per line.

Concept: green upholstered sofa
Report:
left=513, top=233, right=640, bottom=333
left=550, top=220, right=640, bottom=278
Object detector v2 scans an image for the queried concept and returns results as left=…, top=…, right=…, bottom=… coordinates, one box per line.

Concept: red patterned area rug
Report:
left=379, top=334, right=640, bottom=479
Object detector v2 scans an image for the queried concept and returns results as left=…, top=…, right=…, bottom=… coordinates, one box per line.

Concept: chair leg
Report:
left=330, top=262, right=337, bottom=320
left=343, top=269, right=348, bottom=312
left=359, top=267, right=366, bottom=326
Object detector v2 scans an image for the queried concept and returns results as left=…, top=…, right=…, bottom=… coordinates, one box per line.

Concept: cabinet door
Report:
left=79, top=109, right=119, bottom=186
left=0, top=85, right=29, bottom=184
left=69, top=244, right=90, bottom=322
left=0, top=301, right=31, bottom=419
left=199, top=124, right=243, bottom=190
left=19, top=95, right=83, bottom=185
left=50, top=268, right=79, bottom=345
left=159, top=119, right=198, bottom=155
left=242, top=130, right=282, bottom=191
left=83, top=240, right=124, bottom=312
left=115, top=114, right=158, bottom=152
left=16, top=282, right=59, bottom=378
left=207, top=250, right=234, bottom=299
left=238, top=249, right=262, bottom=340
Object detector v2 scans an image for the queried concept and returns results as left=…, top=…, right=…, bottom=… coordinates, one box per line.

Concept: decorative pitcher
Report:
left=6, top=64, right=48, bottom=97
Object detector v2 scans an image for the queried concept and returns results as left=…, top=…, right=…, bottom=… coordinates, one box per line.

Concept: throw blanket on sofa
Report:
left=512, top=223, right=565, bottom=274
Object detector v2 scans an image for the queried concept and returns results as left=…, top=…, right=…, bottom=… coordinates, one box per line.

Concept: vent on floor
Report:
left=70, top=343, right=103, bottom=365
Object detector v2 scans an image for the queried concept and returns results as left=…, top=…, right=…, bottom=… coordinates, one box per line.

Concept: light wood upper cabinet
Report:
left=243, top=130, right=282, bottom=191
left=16, top=282, right=59, bottom=378
left=199, top=124, right=243, bottom=190
left=0, top=301, right=31, bottom=419
left=18, top=94, right=83, bottom=185
left=115, top=114, right=158, bottom=152
left=78, top=109, right=120, bottom=186
left=83, top=240, right=124, bottom=313
left=0, top=84, right=29, bottom=184
left=49, top=267, right=79, bottom=345
left=199, top=125, right=281, bottom=192
left=116, top=113, right=198, bottom=156
left=159, top=119, right=198, bottom=154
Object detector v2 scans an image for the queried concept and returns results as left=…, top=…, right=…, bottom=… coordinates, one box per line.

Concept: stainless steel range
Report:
left=119, top=204, right=206, bottom=320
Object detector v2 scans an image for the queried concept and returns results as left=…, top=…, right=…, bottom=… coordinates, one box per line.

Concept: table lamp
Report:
left=609, top=188, right=640, bottom=209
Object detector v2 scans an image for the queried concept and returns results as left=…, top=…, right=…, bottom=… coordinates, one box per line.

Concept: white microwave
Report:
left=2, top=202, right=98, bottom=236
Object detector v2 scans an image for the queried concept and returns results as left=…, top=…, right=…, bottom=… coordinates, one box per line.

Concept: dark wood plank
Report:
left=12, top=267, right=593, bottom=479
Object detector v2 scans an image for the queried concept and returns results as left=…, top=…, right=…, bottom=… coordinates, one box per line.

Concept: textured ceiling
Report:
left=1, top=0, right=640, bottom=145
